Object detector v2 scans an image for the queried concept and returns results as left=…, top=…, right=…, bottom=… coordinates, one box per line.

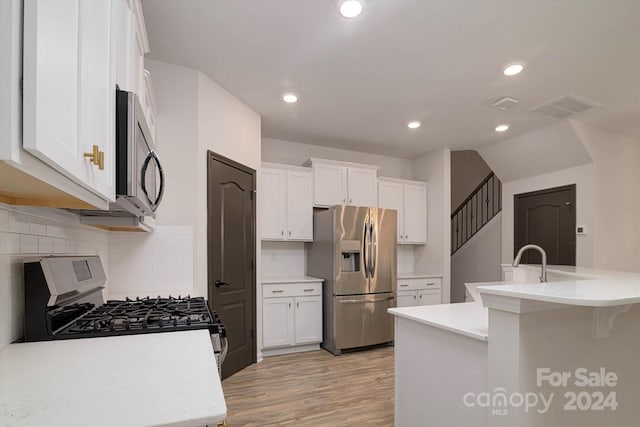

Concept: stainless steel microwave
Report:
left=114, top=89, right=164, bottom=217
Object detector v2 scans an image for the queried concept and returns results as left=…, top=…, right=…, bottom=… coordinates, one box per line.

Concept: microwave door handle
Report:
left=140, top=150, right=154, bottom=210
left=151, top=150, right=165, bottom=209
left=141, top=150, right=165, bottom=213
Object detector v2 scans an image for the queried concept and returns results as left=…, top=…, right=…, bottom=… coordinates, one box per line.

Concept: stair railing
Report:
left=451, top=172, right=502, bottom=254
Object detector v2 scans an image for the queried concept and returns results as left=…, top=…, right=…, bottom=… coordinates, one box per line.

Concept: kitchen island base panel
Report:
left=395, top=316, right=487, bottom=427
left=486, top=303, right=640, bottom=427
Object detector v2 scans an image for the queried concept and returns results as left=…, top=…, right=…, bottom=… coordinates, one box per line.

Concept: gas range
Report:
left=23, top=256, right=227, bottom=373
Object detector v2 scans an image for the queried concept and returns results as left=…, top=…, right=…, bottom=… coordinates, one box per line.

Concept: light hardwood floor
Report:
left=222, top=346, right=394, bottom=426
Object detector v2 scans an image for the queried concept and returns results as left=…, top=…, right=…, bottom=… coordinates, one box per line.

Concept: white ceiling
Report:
left=142, top=0, right=640, bottom=158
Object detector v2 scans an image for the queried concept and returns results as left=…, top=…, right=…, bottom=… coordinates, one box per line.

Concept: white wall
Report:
left=137, top=60, right=261, bottom=301
left=412, top=148, right=451, bottom=303
left=451, top=213, right=502, bottom=303
left=479, top=121, right=592, bottom=183
left=262, top=137, right=413, bottom=179
left=501, top=164, right=595, bottom=266
left=451, top=150, right=491, bottom=210
left=494, top=121, right=640, bottom=271
left=0, top=204, right=109, bottom=347
left=574, top=123, right=640, bottom=271
left=196, top=72, right=261, bottom=298
left=108, top=60, right=201, bottom=297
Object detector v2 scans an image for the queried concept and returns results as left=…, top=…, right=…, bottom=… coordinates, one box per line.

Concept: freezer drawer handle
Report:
left=339, top=296, right=396, bottom=304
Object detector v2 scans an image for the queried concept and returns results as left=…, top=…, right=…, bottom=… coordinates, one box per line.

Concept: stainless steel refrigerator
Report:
left=306, top=205, right=397, bottom=355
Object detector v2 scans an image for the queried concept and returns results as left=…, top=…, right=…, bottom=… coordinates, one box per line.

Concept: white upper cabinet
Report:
left=403, top=182, right=428, bottom=244
left=261, top=164, right=313, bottom=241
left=378, top=178, right=427, bottom=244
left=23, top=0, right=116, bottom=202
left=286, top=169, right=314, bottom=240
left=378, top=180, right=404, bottom=242
left=261, top=168, right=287, bottom=240
left=114, top=0, right=149, bottom=97
left=307, top=158, right=379, bottom=208
left=311, top=161, right=348, bottom=206
left=347, top=167, right=378, bottom=207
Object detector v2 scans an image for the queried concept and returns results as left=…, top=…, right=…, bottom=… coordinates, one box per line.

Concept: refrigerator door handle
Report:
left=362, top=220, right=369, bottom=278
left=370, top=223, right=377, bottom=278
left=338, top=295, right=396, bottom=304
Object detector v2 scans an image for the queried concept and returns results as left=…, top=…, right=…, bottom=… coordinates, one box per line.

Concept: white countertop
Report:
left=397, top=273, right=443, bottom=279
left=479, top=265, right=640, bottom=307
left=0, top=330, right=226, bottom=426
left=388, top=302, right=488, bottom=342
left=261, top=276, right=323, bottom=284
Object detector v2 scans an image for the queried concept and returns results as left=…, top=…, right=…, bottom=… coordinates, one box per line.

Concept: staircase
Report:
left=451, top=172, right=502, bottom=254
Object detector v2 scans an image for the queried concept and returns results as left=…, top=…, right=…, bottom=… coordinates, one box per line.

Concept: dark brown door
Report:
left=514, top=184, right=576, bottom=265
left=207, top=151, right=256, bottom=379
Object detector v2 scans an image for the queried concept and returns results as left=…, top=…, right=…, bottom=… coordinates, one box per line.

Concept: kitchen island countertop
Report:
left=0, top=330, right=226, bottom=426
left=388, top=302, right=488, bottom=341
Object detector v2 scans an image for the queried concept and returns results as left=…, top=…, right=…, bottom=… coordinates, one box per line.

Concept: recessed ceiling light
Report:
left=503, top=63, right=524, bottom=76
left=282, top=93, right=298, bottom=103
left=407, top=121, right=421, bottom=129
left=339, top=0, right=364, bottom=18
left=495, top=124, right=510, bottom=132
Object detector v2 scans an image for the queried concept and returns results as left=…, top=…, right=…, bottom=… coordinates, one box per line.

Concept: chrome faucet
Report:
left=513, top=244, right=547, bottom=282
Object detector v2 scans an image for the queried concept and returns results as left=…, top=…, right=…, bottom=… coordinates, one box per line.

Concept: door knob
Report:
left=214, top=280, right=230, bottom=288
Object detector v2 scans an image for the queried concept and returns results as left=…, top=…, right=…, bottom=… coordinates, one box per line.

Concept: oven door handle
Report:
left=141, top=149, right=165, bottom=212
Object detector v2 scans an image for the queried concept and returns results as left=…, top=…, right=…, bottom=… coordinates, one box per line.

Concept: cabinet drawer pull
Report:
left=426, top=283, right=435, bottom=286
left=304, top=288, right=315, bottom=292
left=272, top=290, right=284, bottom=293
left=400, top=284, right=409, bottom=287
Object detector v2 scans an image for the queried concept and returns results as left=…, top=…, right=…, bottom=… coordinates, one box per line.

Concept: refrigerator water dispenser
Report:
left=341, top=252, right=361, bottom=272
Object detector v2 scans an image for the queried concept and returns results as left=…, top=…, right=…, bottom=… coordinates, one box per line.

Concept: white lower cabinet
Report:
left=396, top=277, right=442, bottom=307
left=262, top=280, right=323, bottom=354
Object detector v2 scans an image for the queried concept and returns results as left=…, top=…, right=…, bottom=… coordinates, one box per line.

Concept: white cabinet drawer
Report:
left=263, top=282, right=322, bottom=298
left=397, top=277, right=441, bottom=291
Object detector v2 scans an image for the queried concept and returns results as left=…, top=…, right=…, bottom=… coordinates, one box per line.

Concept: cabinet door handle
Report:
left=343, top=198, right=346, bottom=203
left=413, top=295, right=417, bottom=299
left=349, top=198, right=352, bottom=203
left=296, top=302, right=299, bottom=307
left=281, top=230, right=284, bottom=236
left=400, top=284, right=409, bottom=287
left=272, top=290, right=284, bottom=293
left=289, top=302, right=291, bottom=308
left=419, top=294, right=422, bottom=299
left=288, top=230, right=291, bottom=236
left=84, top=145, right=104, bottom=170
left=304, top=288, right=314, bottom=292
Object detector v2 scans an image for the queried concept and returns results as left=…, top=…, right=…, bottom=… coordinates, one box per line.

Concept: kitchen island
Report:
left=0, top=330, right=226, bottom=426
left=389, top=265, right=640, bottom=427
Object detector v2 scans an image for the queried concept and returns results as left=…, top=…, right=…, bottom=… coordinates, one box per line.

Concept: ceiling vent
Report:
left=529, top=94, right=601, bottom=120
left=492, top=96, right=520, bottom=111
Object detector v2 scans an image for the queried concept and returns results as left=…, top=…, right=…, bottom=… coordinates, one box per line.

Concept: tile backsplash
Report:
left=261, top=241, right=306, bottom=277
left=107, top=225, right=194, bottom=299
left=0, top=204, right=109, bottom=348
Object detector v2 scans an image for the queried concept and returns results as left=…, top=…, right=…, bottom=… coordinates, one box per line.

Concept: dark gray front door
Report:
left=514, top=184, right=576, bottom=265
left=207, top=151, right=256, bottom=379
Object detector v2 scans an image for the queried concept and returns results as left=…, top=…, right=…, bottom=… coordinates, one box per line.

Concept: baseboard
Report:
left=261, top=343, right=320, bottom=357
